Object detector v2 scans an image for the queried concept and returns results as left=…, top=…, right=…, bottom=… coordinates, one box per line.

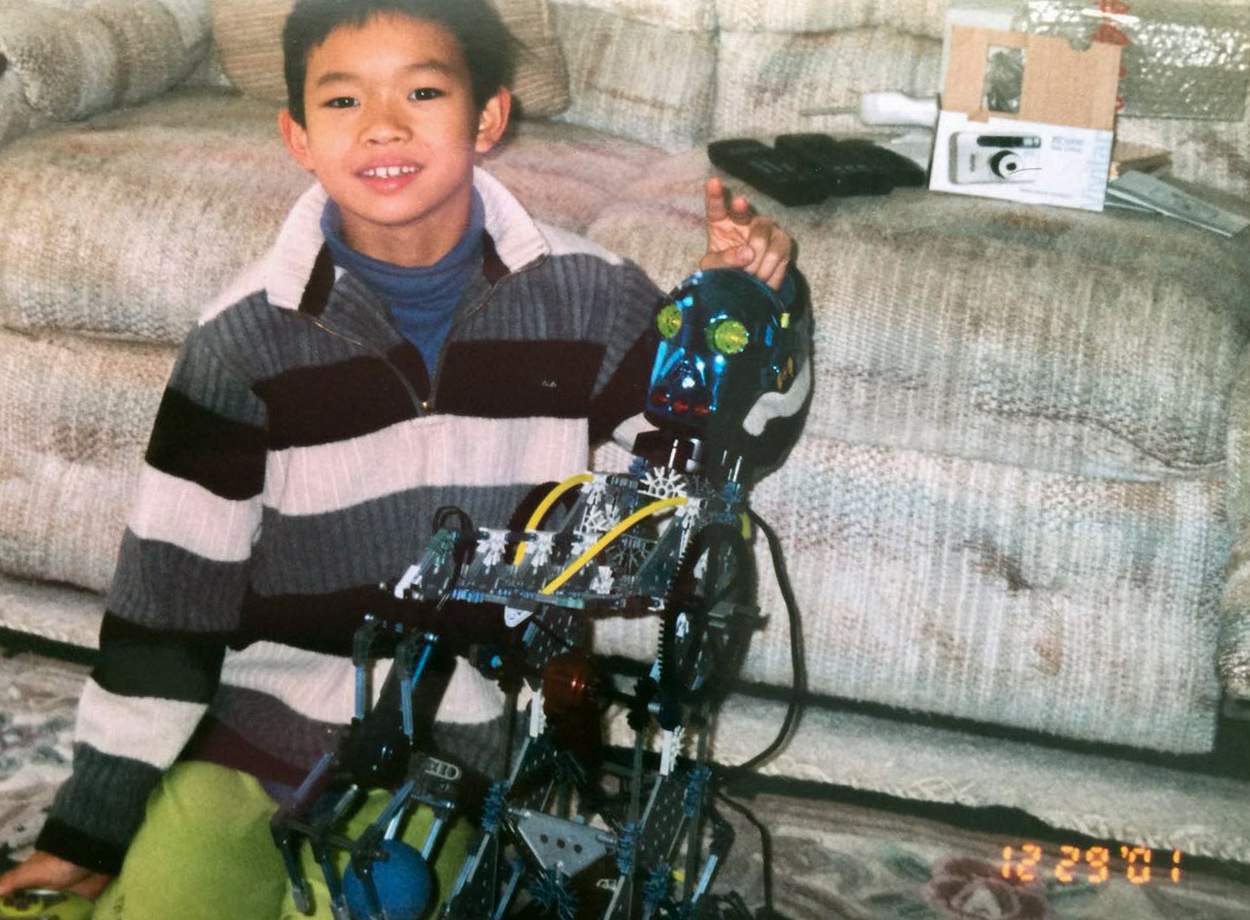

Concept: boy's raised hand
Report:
left=699, top=176, right=792, bottom=290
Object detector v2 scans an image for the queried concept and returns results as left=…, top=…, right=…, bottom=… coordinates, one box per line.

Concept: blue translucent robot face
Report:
left=646, top=269, right=806, bottom=451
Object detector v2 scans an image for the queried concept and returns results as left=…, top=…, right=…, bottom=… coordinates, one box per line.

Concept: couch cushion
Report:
left=715, top=0, right=948, bottom=38
left=587, top=148, right=1250, bottom=482
left=550, top=1, right=716, bottom=151
left=0, top=94, right=664, bottom=343
left=0, top=89, right=311, bottom=343
left=0, top=0, right=211, bottom=144
left=555, top=0, right=714, bottom=31
left=0, top=330, right=176, bottom=594
left=210, top=0, right=571, bottom=118
left=595, top=434, right=1226, bottom=754
left=713, top=28, right=941, bottom=142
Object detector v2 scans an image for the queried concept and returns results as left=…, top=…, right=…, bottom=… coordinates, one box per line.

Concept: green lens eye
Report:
left=656, top=303, right=683, bottom=339
left=708, top=318, right=749, bottom=355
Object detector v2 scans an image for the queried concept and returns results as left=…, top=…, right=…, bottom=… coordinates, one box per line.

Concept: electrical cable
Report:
left=730, top=509, right=806, bottom=774
left=715, top=790, right=775, bottom=916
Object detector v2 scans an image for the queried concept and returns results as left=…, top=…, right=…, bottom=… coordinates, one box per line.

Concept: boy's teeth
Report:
left=364, top=166, right=416, bottom=178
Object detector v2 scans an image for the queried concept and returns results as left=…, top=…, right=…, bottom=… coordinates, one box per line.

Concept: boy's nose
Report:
left=361, top=105, right=411, bottom=144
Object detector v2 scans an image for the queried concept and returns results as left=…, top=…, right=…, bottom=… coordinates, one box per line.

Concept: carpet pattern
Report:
left=4, top=647, right=1250, bottom=919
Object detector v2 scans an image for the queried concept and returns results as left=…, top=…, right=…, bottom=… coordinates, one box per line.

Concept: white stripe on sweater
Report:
left=219, top=642, right=504, bottom=725
left=264, top=415, right=589, bottom=517
left=76, top=679, right=207, bottom=769
left=128, top=465, right=260, bottom=562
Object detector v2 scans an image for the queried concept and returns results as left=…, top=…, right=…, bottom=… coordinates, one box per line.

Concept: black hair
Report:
left=283, top=0, right=518, bottom=125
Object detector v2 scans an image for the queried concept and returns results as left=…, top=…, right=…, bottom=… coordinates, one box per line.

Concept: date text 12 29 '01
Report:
left=1001, top=843, right=1182, bottom=885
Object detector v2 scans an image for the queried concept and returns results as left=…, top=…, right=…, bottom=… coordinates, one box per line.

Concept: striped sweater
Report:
left=39, top=169, right=664, bottom=874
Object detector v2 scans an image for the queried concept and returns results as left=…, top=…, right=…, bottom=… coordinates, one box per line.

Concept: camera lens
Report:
left=990, top=151, right=1021, bottom=178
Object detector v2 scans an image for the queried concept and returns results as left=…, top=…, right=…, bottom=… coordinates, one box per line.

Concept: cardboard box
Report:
left=929, top=26, right=1122, bottom=212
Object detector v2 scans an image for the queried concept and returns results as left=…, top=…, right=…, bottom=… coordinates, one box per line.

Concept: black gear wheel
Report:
left=658, top=523, right=757, bottom=713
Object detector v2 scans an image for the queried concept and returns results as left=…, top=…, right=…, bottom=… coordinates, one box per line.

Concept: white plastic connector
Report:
left=858, top=92, right=939, bottom=127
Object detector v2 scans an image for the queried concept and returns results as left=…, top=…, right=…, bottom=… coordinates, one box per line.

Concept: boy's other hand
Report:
left=0, top=850, right=110, bottom=900
left=700, top=176, right=792, bottom=290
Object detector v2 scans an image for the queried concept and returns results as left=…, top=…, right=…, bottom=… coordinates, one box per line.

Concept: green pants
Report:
left=91, top=762, right=472, bottom=920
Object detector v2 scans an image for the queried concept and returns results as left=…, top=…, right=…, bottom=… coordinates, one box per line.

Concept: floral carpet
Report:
left=4, top=648, right=1250, bottom=919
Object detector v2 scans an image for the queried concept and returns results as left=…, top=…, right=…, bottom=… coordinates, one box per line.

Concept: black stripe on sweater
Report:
left=588, top=328, right=658, bottom=443
left=435, top=340, right=603, bottom=418
left=239, top=586, right=515, bottom=658
left=145, top=387, right=267, bottom=500
left=254, top=348, right=426, bottom=450
left=93, top=613, right=226, bottom=703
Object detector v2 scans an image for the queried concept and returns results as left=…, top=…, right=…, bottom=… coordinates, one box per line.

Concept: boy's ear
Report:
left=279, top=108, right=315, bottom=172
left=474, top=87, right=512, bottom=155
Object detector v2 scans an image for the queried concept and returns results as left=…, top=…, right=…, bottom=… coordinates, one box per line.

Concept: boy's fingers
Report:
left=744, top=219, right=790, bottom=273
left=68, top=873, right=111, bottom=900
left=0, top=851, right=108, bottom=899
left=765, top=260, right=789, bottom=290
left=704, top=176, right=729, bottom=223
left=699, top=245, right=755, bottom=272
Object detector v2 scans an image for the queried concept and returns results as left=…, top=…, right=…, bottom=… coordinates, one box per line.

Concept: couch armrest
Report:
left=0, top=0, right=211, bottom=149
left=1220, top=349, right=1250, bottom=699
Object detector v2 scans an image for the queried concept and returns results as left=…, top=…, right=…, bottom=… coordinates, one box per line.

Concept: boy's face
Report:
left=279, top=13, right=510, bottom=266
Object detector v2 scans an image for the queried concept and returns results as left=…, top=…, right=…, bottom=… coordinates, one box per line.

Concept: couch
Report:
left=3, top=0, right=1250, bottom=864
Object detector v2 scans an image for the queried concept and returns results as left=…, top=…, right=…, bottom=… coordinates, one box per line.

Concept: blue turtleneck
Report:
left=320, top=190, right=486, bottom=374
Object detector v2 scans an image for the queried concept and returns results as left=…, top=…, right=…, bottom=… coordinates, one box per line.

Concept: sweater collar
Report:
left=258, top=167, right=548, bottom=312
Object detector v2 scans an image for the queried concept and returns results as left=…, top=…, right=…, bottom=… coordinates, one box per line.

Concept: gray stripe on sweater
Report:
left=250, top=483, right=539, bottom=596
left=47, top=743, right=162, bottom=850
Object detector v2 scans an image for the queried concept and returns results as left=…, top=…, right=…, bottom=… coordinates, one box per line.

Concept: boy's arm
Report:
left=31, top=327, right=267, bottom=878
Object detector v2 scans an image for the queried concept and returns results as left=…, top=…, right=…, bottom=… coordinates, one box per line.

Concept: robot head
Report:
left=645, top=268, right=811, bottom=466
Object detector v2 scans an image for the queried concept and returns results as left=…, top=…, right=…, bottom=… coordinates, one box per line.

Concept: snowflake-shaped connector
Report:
left=639, top=466, right=687, bottom=501
left=590, top=565, right=615, bottom=595
left=529, top=532, right=555, bottom=569
left=579, top=505, right=618, bottom=539
left=476, top=529, right=508, bottom=569
left=585, top=475, right=609, bottom=501
left=571, top=532, right=597, bottom=559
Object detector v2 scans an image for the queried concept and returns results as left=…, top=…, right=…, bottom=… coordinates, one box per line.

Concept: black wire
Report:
left=715, top=789, right=775, bottom=915
left=730, top=509, right=807, bottom=774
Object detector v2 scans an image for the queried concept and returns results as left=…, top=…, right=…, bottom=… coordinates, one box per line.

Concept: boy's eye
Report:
left=324, top=96, right=358, bottom=109
left=409, top=87, right=444, bottom=101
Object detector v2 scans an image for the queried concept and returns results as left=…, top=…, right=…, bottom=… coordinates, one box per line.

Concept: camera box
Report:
left=929, top=26, right=1122, bottom=212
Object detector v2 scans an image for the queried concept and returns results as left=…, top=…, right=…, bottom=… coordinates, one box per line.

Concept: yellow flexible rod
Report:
left=540, top=496, right=689, bottom=596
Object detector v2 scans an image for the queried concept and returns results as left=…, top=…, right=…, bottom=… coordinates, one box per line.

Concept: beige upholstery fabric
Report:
left=714, top=0, right=949, bottom=37
left=483, top=119, right=667, bottom=231
left=0, top=0, right=209, bottom=130
left=0, top=91, right=310, bottom=343
left=210, top=0, right=571, bottom=118
left=0, top=330, right=176, bottom=592
left=713, top=28, right=941, bottom=141
left=551, top=2, right=716, bottom=151
left=553, top=0, right=714, bottom=31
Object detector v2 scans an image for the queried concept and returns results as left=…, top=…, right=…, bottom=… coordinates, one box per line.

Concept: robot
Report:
left=270, top=268, right=812, bottom=920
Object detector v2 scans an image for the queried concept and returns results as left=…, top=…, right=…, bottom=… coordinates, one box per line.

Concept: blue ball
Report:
left=342, top=839, right=434, bottom=920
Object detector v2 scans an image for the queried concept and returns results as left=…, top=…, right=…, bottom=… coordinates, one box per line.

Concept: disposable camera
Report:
left=949, top=133, right=1042, bottom=184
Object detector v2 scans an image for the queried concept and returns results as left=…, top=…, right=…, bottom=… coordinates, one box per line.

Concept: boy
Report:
left=0, top=0, right=793, bottom=916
